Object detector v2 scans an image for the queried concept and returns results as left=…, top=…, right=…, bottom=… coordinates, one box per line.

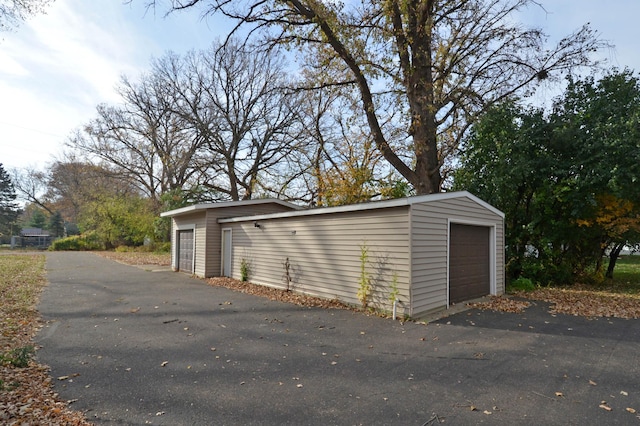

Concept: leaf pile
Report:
left=94, top=251, right=171, bottom=266
left=206, top=277, right=355, bottom=311
left=517, top=285, right=640, bottom=319
left=0, top=254, right=90, bottom=425
left=467, top=296, right=531, bottom=313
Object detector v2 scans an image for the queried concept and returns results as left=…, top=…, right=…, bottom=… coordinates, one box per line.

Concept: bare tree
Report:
left=293, top=83, right=404, bottom=206
left=0, top=0, right=53, bottom=31
left=168, top=40, right=303, bottom=201
left=71, top=64, right=204, bottom=205
left=11, top=166, right=52, bottom=214
left=141, top=0, right=607, bottom=195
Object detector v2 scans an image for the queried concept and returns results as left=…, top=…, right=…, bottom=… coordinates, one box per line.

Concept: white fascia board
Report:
left=160, top=198, right=302, bottom=218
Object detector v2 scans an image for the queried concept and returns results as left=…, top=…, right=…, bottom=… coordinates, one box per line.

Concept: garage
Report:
left=449, top=223, right=491, bottom=304
left=162, top=191, right=504, bottom=317
left=177, top=229, right=194, bottom=273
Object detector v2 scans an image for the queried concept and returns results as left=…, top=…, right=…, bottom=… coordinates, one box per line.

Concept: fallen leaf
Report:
left=589, top=380, right=597, bottom=386
left=296, top=384, right=303, bottom=388
left=620, top=390, right=628, bottom=396
left=161, top=361, right=169, bottom=367
left=599, top=404, right=612, bottom=411
left=468, top=296, right=531, bottom=313
left=483, top=410, right=492, bottom=415
left=555, top=392, right=564, bottom=397
left=516, top=286, right=640, bottom=319
left=57, top=376, right=70, bottom=381
left=626, top=407, right=636, bottom=414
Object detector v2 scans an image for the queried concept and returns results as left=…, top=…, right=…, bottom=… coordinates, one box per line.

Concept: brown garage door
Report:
left=178, top=230, right=194, bottom=273
left=449, top=224, right=490, bottom=304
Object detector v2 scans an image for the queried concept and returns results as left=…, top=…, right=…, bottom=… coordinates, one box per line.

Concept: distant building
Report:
left=11, top=228, right=52, bottom=249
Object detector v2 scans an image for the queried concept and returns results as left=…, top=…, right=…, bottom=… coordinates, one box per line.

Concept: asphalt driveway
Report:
left=37, top=252, right=640, bottom=425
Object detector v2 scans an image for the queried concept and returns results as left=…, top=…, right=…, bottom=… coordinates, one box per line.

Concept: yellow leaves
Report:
left=576, top=193, right=640, bottom=237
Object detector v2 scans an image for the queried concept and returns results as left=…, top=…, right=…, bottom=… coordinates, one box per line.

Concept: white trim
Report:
left=174, top=223, right=196, bottom=273
left=176, top=223, right=196, bottom=230
left=446, top=219, right=497, bottom=308
left=221, top=228, right=233, bottom=278
left=161, top=198, right=301, bottom=217
left=408, top=206, right=415, bottom=318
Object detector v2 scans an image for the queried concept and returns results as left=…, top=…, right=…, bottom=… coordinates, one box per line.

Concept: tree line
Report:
left=3, top=0, right=638, bottom=283
left=454, top=69, right=640, bottom=283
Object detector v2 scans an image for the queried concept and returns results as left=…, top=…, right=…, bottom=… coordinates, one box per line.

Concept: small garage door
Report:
left=178, top=230, right=194, bottom=273
left=449, top=224, right=490, bottom=304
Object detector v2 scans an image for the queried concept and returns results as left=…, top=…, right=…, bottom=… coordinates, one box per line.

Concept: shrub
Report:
left=49, top=233, right=103, bottom=251
left=0, top=345, right=34, bottom=368
left=240, top=258, right=250, bottom=282
left=509, top=277, right=535, bottom=292
left=114, top=241, right=171, bottom=253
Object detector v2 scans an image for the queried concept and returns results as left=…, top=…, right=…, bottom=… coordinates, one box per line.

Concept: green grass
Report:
left=604, top=255, right=640, bottom=294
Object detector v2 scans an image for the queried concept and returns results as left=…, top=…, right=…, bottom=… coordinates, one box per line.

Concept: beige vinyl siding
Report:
left=410, top=195, right=505, bottom=316
left=227, top=207, right=411, bottom=315
left=202, top=203, right=297, bottom=278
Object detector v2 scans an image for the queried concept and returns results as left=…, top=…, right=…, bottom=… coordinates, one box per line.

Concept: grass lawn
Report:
left=606, top=255, right=640, bottom=294
left=0, top=254, right=90, bottom=425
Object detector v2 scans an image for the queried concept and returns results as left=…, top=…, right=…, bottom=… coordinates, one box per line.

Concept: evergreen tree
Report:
left=28, top=209, right=47, bottom=229
left=0, top=163, right=20, bottom=240
left=48, top=211, right=64, bottom=237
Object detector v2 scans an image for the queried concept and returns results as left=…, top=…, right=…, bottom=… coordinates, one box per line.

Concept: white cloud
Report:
left=0, top=0, right=160, bottom=170
left=1, top=0, right=637, bottom=172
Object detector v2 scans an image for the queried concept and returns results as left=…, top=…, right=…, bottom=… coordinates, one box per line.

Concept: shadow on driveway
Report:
left=37, top=252, right=640, bottom=425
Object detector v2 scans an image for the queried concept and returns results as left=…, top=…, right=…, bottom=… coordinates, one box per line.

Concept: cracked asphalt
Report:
left=36, top=252, right=640, bottom=425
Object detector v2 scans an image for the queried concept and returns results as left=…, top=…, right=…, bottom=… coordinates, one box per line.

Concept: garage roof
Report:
left=160, top=198, right=301, bottom=218
left=217, top=191, right=504, bottom=223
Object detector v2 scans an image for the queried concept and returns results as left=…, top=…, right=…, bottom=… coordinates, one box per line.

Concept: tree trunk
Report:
left=605, top=242, right=625, bottom=279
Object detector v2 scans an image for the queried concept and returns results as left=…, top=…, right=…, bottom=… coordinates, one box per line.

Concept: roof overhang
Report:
left=160, top=198, right=302, bottom=218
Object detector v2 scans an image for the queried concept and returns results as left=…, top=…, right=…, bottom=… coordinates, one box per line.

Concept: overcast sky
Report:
left=1, top=0, right=638, bottom=171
